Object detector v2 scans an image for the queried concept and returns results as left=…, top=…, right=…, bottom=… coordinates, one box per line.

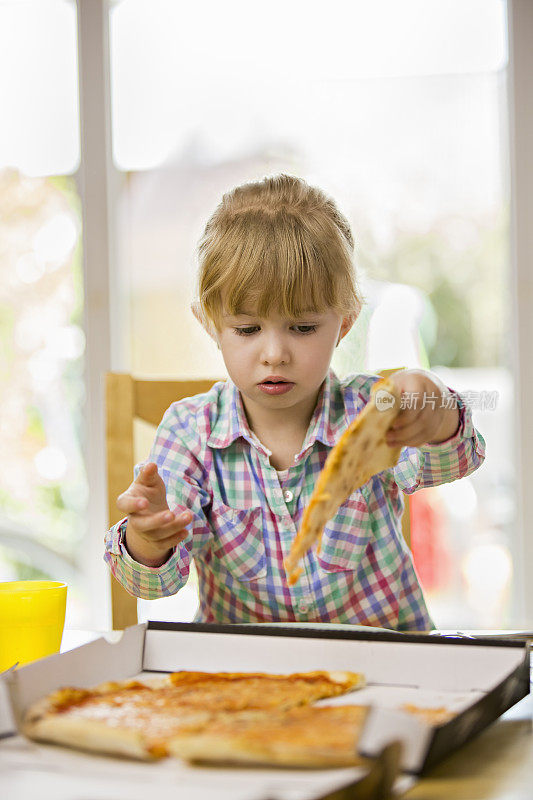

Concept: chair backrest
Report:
left=106, top=370, right=411, bottom=630
left=106, top=373, right=218, bottom=630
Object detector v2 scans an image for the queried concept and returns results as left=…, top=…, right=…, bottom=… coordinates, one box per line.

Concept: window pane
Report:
left=0, top=170, right=88, bottom=626
left=110, top=0, right=506, bottom=171
left=110, top=0, right=513, bottom=628
left=0, top=0, right=80, bottom=176
left=0, top=3, right=88, bottom=626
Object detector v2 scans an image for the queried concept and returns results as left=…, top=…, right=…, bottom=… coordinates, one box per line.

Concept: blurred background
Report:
left=0, top=0, right=529, bottom=631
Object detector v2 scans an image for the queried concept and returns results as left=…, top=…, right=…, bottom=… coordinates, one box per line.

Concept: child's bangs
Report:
left=223, top=263, right=335, bottom=321
left=211, top=212, right=343, bottom=322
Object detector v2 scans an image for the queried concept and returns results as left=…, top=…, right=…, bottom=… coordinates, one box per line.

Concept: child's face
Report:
left=215, top=305, right=353, bottom=427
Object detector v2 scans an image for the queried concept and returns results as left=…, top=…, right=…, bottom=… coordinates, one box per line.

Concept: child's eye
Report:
left=233, top=326, right=260, bottom=336
left=232, top=324, right=317, bottom=336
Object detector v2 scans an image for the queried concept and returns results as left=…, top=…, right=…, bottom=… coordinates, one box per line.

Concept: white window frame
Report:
left=76, top=0, right=533, bottom=629
left=76, top=0, right=123, bottom=629
left=507, top=0, right=533, bottom=626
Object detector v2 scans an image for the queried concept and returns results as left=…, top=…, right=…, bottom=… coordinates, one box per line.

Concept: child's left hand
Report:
left=386, top=369, right=460, bottom=448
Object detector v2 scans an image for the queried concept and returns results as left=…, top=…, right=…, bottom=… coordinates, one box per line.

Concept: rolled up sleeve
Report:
left=393, top=391, right=486, bottom=494
left=103, top=404, right=214, bottom=600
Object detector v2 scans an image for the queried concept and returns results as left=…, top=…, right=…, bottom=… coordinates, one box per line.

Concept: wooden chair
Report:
left=106, top=374, right=217, bottom=630
left=106, top=371, right=411, bottom=630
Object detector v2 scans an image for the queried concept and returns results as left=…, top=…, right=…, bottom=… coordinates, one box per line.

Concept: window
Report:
left=2, top=0, right=525, bottom=632
left=110, top=0, right=511, bottom=627
left=0, top=1, right=89, bottom=626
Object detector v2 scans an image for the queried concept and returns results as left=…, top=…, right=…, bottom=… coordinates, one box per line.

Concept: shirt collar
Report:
left=207, top=370, right=345, bottom=457
left=296, top=369, right=339, bottom=456
left=207, top=380, right=271, bottom=456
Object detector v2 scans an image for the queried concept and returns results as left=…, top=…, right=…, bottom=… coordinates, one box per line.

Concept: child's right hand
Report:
left=116, top=462, right=192, bottom=567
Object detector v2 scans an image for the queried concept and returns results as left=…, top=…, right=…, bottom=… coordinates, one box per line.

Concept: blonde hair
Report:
left=195, top=174, right=362, bottom=331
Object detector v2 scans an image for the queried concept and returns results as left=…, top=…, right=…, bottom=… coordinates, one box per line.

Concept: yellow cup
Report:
left=0, top=580, right=67, bottom=672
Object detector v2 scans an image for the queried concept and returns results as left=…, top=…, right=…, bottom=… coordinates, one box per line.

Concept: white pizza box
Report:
left=0, top=622, right=529, bottom=799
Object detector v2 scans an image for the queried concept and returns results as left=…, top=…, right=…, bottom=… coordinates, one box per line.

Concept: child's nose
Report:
left=260, top=332, right=290, bottom=365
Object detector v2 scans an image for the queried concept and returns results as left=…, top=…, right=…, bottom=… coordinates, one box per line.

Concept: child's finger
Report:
left=134, top=462, right=160, bottom=487
left=133, top=509, right=192, bottom=538
left=389, top=405, right=424, bottom=434
left=130, top=508, right=174, bottom=532
left=116, top=492, right=149, bottom=514
left=155, top=529, right=190, bottom=549
left=386, top=416, right=428, bottom=447
left=149, top=510, right=193, bottom=541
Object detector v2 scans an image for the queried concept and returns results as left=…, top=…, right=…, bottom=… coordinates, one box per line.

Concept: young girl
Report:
left=104, top=174, right=485, bottom=631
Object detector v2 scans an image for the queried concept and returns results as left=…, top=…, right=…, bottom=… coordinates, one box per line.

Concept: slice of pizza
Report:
left=22, top=669, right=365, bottom=761
left=169, top=704, right=370, bottom=768
left=165, top=669, right=366, bottom=711
left=284, top=376, right=402, bottom=585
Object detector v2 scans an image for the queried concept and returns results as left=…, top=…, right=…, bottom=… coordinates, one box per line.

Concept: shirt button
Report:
left=283, top=489, right=294, bottom=503
left=298, top=600, right=309, bottom=614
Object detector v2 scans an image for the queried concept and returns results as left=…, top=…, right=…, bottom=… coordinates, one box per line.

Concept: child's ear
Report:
left=191, top=301, right=220, bottom=346
left=337, top=312, right=356, bottom=345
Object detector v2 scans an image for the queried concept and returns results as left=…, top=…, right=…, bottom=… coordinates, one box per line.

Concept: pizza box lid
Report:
left=0, top=622, right=529, bottom=778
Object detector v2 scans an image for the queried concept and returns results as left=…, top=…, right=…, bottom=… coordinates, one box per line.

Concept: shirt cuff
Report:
left=111, top=517, right=182, bottom=575
left=421, top=389, right=475, bottom=453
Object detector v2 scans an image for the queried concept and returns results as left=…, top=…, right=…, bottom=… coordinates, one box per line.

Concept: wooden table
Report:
left=405, top=690, right=533, bottom=799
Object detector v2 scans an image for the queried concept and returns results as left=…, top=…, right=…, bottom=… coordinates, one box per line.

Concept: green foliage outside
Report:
left=0, top=169, right=86, bottom=580
left=356, top=207, right=509, bottom=368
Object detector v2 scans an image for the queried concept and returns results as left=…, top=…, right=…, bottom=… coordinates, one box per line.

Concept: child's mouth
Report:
left=259, top=380, right=294, bottom=395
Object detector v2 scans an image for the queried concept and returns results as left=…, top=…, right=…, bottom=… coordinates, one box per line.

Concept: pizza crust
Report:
left=23, top=714, right=159, bottom=760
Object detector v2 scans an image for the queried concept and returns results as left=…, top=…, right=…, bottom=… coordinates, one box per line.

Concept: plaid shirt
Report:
left=104, top=370, right=485, bottom=631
